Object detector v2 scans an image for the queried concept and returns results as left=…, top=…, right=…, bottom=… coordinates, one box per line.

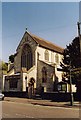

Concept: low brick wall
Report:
left=41, top=92, right=79, bottom=102
left=3, top=91, right=28, bottom=98
left=2, top=91, right=80, bottom=101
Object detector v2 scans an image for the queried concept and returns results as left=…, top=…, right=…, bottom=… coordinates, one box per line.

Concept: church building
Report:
left=3, top=31, right=64, bottom=95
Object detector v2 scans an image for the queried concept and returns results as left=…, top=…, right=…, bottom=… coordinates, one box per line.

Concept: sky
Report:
left=2, top=2, right=79, bottom=62
left=0, top=1, right=2, bottom=62
left=79, top=1, right=81, bottom=21
left=1, top=0, right=80, bottom=2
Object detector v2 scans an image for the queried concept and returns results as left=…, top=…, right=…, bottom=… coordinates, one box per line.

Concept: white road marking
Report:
left=3, top=113, right=34, bottom=118
left=15, top=113, right=34, bottom=118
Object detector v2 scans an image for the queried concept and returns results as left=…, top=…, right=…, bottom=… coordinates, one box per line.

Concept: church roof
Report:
left=31, top=33, right=64, bottom=54
left=17, top=31, right=64, bottom=54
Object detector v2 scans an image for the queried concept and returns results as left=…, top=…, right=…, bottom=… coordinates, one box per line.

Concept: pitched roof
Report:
left=17, top=31, right=64, bottom=54
left=30, top=33, right=64, bottom=54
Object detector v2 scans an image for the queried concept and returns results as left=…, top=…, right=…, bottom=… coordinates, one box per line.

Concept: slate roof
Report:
left=31, top=33, right=64, bottom=54
left=17, top=31, right=64, bottom=54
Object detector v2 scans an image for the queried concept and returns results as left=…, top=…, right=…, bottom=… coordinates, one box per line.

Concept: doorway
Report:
left=28, top=78, right=35, bottom=98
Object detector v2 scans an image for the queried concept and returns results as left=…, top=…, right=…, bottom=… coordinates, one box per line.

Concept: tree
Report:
left=63, top=36, right=80, bottom=68
left=0, top=61, right=8, bottom=71
left=2, top=62, right=8, bottom=71
left=9, top=54, right=15, bottom=63
left=61, top=36, right=81, bottom=84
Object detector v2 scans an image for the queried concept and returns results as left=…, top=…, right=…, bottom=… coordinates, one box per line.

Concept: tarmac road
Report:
left=2, top=99, right=79, bottom=119
left=0, top=101, right=2, bottom=120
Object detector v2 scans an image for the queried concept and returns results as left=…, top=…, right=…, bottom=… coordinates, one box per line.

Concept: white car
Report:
left=0, top=93, right=4, bottom=100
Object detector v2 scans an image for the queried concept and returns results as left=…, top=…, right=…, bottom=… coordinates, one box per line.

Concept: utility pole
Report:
left=69, top=60, right=73, bottom=106
left=77, top=22, right=81, bottom=101
left=66, top=55, right=73, bottom=106
left=77, top=22, right=80, bottom=36
left=77, top=22, right=81, bottom=60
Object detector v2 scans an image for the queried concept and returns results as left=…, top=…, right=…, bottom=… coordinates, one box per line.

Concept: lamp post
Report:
left=69, top=61, right=74, bottom=106
left=77, top=22, right=81, bottom=62
left=66, top=55, right=74, bottom=106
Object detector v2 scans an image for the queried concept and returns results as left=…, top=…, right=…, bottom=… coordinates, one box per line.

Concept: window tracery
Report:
left=21, top=44, right=33, bottom=70
left=45, top=50, right=49, bottom=61
left=42, top=67, right=47, bottom=83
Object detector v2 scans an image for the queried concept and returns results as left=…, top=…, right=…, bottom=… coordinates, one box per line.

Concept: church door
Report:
left=28, top=78, right=35, bottom=99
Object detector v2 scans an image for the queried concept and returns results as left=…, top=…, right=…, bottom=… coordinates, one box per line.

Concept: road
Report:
left=0, top=101, right=2, bottom=120
left=2, top=100, right=79, bottom=119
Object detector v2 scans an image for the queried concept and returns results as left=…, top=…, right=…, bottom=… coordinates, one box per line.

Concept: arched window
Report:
left=55, top=53, right=59, bottom=64
left=45, top=50, right=49, bottom=61
left=42, top=67, right=47, bottom=83
left=21, top=44, right=33, bottom=70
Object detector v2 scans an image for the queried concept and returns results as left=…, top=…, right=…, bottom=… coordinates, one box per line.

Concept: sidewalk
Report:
left=4, top=97, right=80, bottom=108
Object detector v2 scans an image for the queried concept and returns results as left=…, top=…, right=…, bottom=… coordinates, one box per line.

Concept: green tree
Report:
left=9, top=54, right=14, bottom=63
left=0, top=61, right=8, bottom=71
left=61, top=36, right=81, bottom=84
left=63, top=36, right=80, bottom=68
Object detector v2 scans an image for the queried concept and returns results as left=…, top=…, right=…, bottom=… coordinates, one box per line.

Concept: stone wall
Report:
left=14, top=32, right=37, bottom=73
left=37, top=60, right=55, bottom=93
left=36, top=46, right=63, bottom=82
left=22, top=66, right=37, bottom=92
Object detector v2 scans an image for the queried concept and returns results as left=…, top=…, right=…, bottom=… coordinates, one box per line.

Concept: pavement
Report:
left=4, top=97, right=80, bottom=108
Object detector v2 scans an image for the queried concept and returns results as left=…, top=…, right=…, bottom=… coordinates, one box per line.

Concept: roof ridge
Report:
left=31, top=33, right=64, bottom=50
left=17, top=31, right=64, bottom=54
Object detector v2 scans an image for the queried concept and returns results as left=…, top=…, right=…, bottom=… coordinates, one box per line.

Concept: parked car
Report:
left=0, top=93, right=4, bottom=100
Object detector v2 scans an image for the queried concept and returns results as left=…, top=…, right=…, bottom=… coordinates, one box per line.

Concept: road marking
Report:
left=15, top=113, right=34, bottom=118
left=3, top=101, right=79, bottom=111
left=3, top=113, right=13, bottom=117
left=3, top=113, right=34, bottom=118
